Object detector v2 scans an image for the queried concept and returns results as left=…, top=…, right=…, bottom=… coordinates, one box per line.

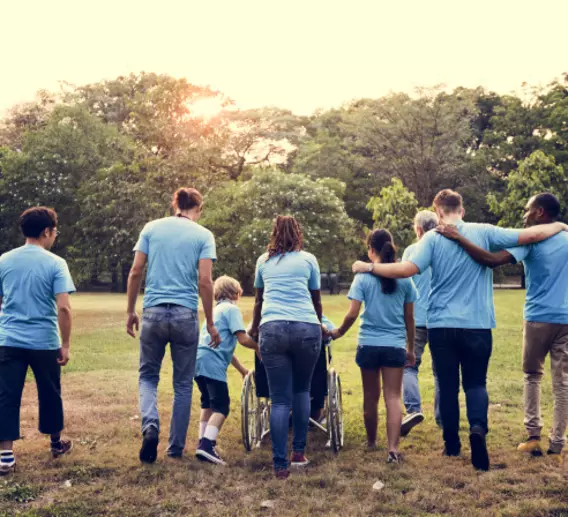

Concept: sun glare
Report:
left=190, top=97, right=227, bottom=119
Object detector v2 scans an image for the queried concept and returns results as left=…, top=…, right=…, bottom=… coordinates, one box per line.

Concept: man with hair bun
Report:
left=126, top=187, right=220, bottom=463
left=353, top=188, right=568, bottom=471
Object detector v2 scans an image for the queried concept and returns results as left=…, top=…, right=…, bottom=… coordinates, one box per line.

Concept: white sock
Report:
left=204, top=425, right=219, bottom=441
left=199, top=421, right=208, bottom=439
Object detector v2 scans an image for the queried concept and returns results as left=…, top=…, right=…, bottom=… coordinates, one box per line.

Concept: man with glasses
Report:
left=0, top=207, right=75, bottom=475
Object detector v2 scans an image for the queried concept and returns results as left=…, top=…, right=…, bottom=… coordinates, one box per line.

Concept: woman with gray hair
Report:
left=400, top=210, right=441, bottom=437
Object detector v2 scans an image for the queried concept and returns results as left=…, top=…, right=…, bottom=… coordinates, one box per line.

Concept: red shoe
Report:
left=275, top=469, right=290, bottom=480
left=291, top=452, right=310, bottom=467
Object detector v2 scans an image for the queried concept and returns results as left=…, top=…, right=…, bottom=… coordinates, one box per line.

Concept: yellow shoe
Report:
left=518, top=437, right=543, bottom=456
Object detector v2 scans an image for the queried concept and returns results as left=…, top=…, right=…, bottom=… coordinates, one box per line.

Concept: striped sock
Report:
left=0, top=450, right=15, bottom=469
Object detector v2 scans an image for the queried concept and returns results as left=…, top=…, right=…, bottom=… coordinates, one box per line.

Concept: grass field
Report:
left=2, top=292, right=568, bottom=517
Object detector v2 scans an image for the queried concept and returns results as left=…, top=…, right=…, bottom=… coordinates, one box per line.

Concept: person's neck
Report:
left=176, top=209, right=198, bottom=221
left=25, top=238, right=47, bottom=250
left=441, top=213, right=463, bottom=225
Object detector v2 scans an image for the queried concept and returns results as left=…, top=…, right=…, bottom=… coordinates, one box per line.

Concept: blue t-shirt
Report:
left=0, top=245, right=76, bottom=349
left=195, top=300, right=247, bottom=383
left=507, top=232, right=568, bottom=324
left=402, top=242, right=430, bottom=328
left=348, top=273, right=418, bottom=348
left=254, top=251, right=321, bottom=326
left=321, top=315, right=335, bottom=347
left=408, top=221, right=521, bottom=329
left=134, top=217, right=216, bottom=310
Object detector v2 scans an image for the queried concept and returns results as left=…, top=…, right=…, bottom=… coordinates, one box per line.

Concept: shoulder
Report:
left=300, top=251, right=318, bottom=264
left=398, top=277, right=414, bottom=290
left=256, top=252, right=269, bottom=266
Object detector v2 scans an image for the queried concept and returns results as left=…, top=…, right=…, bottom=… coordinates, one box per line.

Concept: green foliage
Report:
left=487, top=151, right=568, bottom=226
left=366, top=178, right=421, bottom=251
left=201, top=169, right=361, bottom=291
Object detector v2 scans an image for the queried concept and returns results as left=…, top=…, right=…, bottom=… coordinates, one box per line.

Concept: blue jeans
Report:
left=403, top=327, right=441, bottom=425
left=260, top=321, right=322, bottom=471
left=429, top=328, right=492, bottom=449
left=139, top=305, right=199, bottom=456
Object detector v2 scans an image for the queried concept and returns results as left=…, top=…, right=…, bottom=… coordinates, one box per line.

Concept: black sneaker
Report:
left=51, top=439, right=73, bottom=459
left=139, top=427, right=159, bottom=464
left=195, top=438, right=226, bottom=465
left=401, top=412, right=425, bottom=437
left=470, top=426, right=490, bottom=471
left=387, top=451, right=402, bottom=464
left=443, top=443, right=461, bottom=457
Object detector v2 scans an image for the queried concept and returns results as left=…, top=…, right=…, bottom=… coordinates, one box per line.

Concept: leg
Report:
left=290, top=323, right=321, bottom=456
left=260, top=322, right=293, bottom=472
left=403, top=327, right=427, bottom=414
left=195, top=376, right=212, bottom=441
left=168, top=307, right=199, bottom=457
left=548, top=325, right=568, bottom=453
left=309, top=345, right=328, bottom=420
left=429, top=328, right=461, bottom=453
left=432, top=355, right=442, bottom=428
left=360, top=368, right=381, bottom=447
left=382, top=366, right=404, bottom=454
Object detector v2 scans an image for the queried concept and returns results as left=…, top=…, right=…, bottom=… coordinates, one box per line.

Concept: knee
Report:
left=524, top=371, right=543, bottom=383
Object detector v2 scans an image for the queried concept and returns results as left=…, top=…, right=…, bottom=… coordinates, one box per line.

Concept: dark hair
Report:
left=19, top=207, right=58, bottom=238
left=172, top=188, right=203, bottom=212
left=267, top=215, right=303, bottom=259
left=367, top=229, right=397, bottom=294
left=433, top=189, right=463, bottom=214
left=532, top=192, right=561, bottom=220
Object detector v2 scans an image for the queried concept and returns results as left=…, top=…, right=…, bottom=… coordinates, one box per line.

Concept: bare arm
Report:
left=126, top=251, right=147, bottom=338
left=517, top=222, right=568, bottom=245
left=436, top=225, right=515, bottom=268
left=310, top=289, right=323, bottom=322
left=331, top=299, right=362, bottom=339
left=236, top=331, right=259, bottom=350
left=198, top=259, right=221, bottom=347
left=231, top=354, right=249, bottom=378
left=352, top=260, right=419, bottom=279
left=403, top=303, right=415, bottom=354
left=56, top=293, right=72, bottom=366
left=249, top=288, right=263, bottom=338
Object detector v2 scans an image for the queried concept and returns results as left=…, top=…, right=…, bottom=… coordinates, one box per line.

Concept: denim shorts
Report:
left=356, top=345, right=406, bottom=369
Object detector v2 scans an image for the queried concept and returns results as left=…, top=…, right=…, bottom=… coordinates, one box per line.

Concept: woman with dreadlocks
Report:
left=249, top=215, right=323, bottom=479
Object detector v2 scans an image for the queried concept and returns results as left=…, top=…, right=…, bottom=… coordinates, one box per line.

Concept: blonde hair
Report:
left=214, top=275, right=243, bottom=302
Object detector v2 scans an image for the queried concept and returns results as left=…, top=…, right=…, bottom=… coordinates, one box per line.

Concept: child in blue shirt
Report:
left=194, top=276, right=259, bottom=465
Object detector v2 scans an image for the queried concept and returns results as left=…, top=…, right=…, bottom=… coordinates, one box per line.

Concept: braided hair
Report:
left=267, top=215, right=304, bottom=259
left=367, top=229, right=397, bottom=294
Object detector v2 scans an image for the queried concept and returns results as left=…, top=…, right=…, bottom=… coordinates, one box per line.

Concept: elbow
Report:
left=199, top=277, right=213, bottom=290
left=129, top=266, right=144, bottom=279
left=58, top=305, right=72, bottom=316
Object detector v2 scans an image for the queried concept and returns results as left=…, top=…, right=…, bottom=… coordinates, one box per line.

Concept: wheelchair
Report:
left=241, top=339, right=344, bottom=454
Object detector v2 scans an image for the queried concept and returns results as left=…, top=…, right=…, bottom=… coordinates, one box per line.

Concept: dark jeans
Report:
left=429, top=328, right=492, bottom=449
left=260, top=321, right=322, bottom=471
left=0, top=347, right=63, bottom=441
left=139, top=305, right=199, bottom=457
left=310, top=345, right=328, bottom=414
left=195, top=376, right=230, bottom=417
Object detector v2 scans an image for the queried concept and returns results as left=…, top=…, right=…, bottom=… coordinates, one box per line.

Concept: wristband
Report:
left=367, top=263, right=374, bottom=273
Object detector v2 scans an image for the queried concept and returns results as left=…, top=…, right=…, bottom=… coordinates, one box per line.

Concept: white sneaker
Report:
left=401, top=412, right=425, bottom=437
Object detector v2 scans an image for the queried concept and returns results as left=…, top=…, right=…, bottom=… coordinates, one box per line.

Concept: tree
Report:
left=366, top=178, right=422, bottom=251
left=200, top=169, right=362, bottom=293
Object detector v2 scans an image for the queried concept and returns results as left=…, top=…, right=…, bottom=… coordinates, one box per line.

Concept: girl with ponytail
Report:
left=331, top=229, right=418, bottom=463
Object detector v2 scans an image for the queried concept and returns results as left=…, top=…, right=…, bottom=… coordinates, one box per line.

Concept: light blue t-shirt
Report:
left=195, top=300, right=247, bottom=383
left=134, top=216, right=216, bottom=310
left=507, top=232, right=568, bottom=324
left=402, top=242, right=430, bottom=328
left=409, top=221, right=521, bottom=329
left=254, top=251, right=321, bottom=326
left=321, top=315, right=335, bottom=347
left=0, top=245, right=76, bottom=350
left=348, top=273, right=418, bottom=348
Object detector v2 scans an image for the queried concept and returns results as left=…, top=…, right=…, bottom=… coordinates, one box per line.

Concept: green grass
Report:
left=3, top=292, right=568, bottom=516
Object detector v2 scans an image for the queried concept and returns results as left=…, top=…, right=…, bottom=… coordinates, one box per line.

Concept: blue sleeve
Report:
left=401, top=246, right=411, bottom=262
left=347, top=274, right=365, bottom=302
left=53, top=260, right=76, bottom=295
left=228, top=306, right=247, bottom=334
left=254, top=255, right=265, bottom=289
left=506, top=245, right=530, bottom=264
left=199, top=231, right=217, bottom=262
left=485, top=225, right=522, bottom=251
left=405, top=279, right=418, bottom=303
left=408, top=234, right=434, bottom=274
left=308, top=254, right=321, bottom=290
left=321, top=315, right=335, bottom=330
left=134, top=224, right=150, bottom=255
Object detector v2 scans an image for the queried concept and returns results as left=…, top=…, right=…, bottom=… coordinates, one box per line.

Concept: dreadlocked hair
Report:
left=267, top=215, right=304, bottom=259
left=367, top=228, right=397, bottom=294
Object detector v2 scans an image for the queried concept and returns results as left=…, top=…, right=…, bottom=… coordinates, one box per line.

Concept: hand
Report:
left=435, top=224, right=461, bottom=241
left=321, top=324, right=330, bottom=339
left=330, top=328, right=342, bottom=340
left=207, top=323, right=221, bottom=348
left=248, top=326, right=259, bottom=340
left=352, top=261, right=372, bottom=274
left=405, top=350, right=416, bottom=367
left=58, top=346, right=70, bottom=366
left=240, top=368, right=250, bottom=379
left=126, top=312, right=140, bottom=338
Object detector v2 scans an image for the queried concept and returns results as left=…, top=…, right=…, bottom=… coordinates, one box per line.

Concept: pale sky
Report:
left=2, top=0, right=567, bottom=116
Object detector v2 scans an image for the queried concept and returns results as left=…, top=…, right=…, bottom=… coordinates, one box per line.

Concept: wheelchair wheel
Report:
left=241, top=371, right=259, bottom=452
left=328, top=368, right=344, bottom=454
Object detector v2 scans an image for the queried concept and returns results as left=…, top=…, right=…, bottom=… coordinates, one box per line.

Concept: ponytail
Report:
left=366, top=229, right=397, bottom=294
left=172, top=187, right=203, bottom=212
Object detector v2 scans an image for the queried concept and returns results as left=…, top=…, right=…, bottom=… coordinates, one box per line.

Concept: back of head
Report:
left=214, top=275, right=243, bottom=302
left=172, top=187, right=203, bottom=212
left=267, top=215, right=304, bottom=259
left=433, top=189, right=463, bottom=215
left=367, top=228, right=397, bottom=294
left=19, top=207, right=58, bottom=238
left=533, top=192, right=561, bottom=220
left=414, top=210, right=439, bottom=234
